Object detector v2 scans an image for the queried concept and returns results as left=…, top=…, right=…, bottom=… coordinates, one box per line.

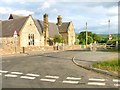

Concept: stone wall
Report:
left=0, top=36, right=45, bottom=55
left=19, top=46, right=44, bottom=53
left=68, top=22, right=75, bottom=46
left=0, top=37, right=19, bottom=55
left=64, top=45, right=82, bottom=50
left=60, top=33, right=68, bottom=44
left=53, top=45, right=84, bottom=51
left=20, top=15, right=44, bottom=47
left=60, top=22, right=75, bottom=46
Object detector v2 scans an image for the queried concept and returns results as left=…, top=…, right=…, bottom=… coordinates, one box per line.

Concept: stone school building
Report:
left=0, top=14, right=75, bottom=54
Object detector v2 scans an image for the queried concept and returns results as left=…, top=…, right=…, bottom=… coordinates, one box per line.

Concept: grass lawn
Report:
left=92, top=59, right=119, bottom=74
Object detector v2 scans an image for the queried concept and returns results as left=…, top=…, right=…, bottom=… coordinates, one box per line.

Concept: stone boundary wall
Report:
left=0, top=43, right=85, bottom=55
left=64, top=45, right=86, bottom=50
left=19, top=46, right=45, bottom=53
left=0, top=37, right=19, bottom=55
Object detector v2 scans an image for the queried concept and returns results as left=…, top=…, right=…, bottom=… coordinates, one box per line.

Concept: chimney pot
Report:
left=57, top=15, right=62, bottom=26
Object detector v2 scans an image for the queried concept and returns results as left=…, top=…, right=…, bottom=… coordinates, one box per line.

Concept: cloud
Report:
left=41, top=0, right=57, bottom=10
left=12, top=10, right=34, bottom=15
left=1, top=0, right=44, bottom=3
left=0, top=1, right=118, bottom=34
left=0, top=7, right=34, bottom=16
left=107, top=6, right=118, bottom=16
left=0, top=7, right=12, bottom=14
left=1, top=0, right=119, bottom=3
left=52, top=8, right=58, bottom=13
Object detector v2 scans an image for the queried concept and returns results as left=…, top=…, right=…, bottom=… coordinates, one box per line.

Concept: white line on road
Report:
left=66, top=77, right=81, bottom=80
left=45, top=75, right=59, bottom=79
left=5, top=74, right=17, bottom=78
left=11, top=72, right=23, bottom=75
left=0, top=73, right=1, bottom=75
left=26, top=73, right=40, bottom=77
left=113, top=79, right=120, bottom=83
left=114, top=84, right=120, bottom=87
left=0, top=70, right=8, bottom=73
left=89, top=78, right=106, bottom=81
left=88, top=82, right=105, bottom=86
left=20, top=76, right=36, bottom=80
left=62, top=80, right=79, bottom=84
left=40, top=78, right=56, bottom=82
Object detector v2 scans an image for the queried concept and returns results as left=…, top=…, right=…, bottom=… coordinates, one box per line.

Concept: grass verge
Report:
left=92, top=59, right=120, bottom=74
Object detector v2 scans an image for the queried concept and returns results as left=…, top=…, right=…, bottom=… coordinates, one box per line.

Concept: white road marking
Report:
left=114, top=84, right=120, bottom=87
left=113, top=79, right=120, bottom=83
left=0, top=70, right=8, bottom=73
left=89, top=78, right=105, bottom=81
left=0, top=73, right=1, bottom=75
left=62, top=80, right=79, bottom=84
left=88, top=82, right=105, bottom=86
left=45, top=75, right=59, bottom=79
left=20, top=76, right=36, bottom=80
left=5, top=74, right=17, bottom=78
left=26, top=73, right=40, bottom=77
left=66, top=77, right=81, bottom=80
left=40, top=78, right=56, bottom=82
left=11, top=72, right=23, bottom=75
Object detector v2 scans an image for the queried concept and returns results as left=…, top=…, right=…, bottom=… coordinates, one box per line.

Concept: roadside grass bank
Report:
left=106, top=49, right=120, bottom=52
left=99, top=48, right=120, bottom=52
left=92, top=59, right=119, bottom=74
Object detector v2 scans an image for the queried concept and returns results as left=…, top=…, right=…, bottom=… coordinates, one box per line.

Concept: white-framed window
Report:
left=28, top=34, right=34, bottom=45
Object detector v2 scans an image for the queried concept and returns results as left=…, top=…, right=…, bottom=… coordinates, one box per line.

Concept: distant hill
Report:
left=97, top=34, right=119, bottom=39
left=76, top=33, right=119, bottom=39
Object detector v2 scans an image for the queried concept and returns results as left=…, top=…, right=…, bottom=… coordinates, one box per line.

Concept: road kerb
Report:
left=72, top=57, right=119, bottom=78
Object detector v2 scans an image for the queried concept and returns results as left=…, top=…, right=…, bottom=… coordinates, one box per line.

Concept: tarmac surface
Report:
left=0, top=50, right=119, bottom=88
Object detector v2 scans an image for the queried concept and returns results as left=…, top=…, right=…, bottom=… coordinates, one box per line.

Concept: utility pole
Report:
left=108, top=19, right=112, bottom=40
left=86, top=22, right=88, bottom=48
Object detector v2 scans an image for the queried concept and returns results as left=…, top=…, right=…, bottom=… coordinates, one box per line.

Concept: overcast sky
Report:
left=0, top=0, right=119, bottom=34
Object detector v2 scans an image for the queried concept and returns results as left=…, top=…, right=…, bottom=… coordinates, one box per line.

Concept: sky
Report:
left=0, top=0, right=119, bottom=34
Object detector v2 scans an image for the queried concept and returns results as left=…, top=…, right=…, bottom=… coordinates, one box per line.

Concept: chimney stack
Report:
left=57, top=15, right=62, bottom=26
left=43, top=13, right=49, bottom=46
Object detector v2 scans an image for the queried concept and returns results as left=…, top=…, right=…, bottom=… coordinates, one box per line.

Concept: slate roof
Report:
left=1, top=14, right=70, bottom=38
left=58, top=22, right=70, bottom=33
left=48, top=22, right=59, bottom=38
left=34, top=20, right=59, bottom=38
left=33, top=19, right=43, bottom=34
left=2, top=17, right=28, bottom=37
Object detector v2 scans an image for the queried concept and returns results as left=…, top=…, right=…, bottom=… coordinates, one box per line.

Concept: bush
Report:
left=88, top=36, right=93, bottom=44
left=53, top=34, right=64, bottom=44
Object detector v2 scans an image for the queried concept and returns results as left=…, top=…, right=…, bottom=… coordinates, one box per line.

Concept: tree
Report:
left=88, top=36, right=93, bottom=44
left=77, top=31, right=86, bottom=44
left=92, top=34, right=102, bottom=43
left=77, top=31, right=102, bottom=44
left=53, top=34, right=64, bottom=44
left=100, top=37, right=108, bottom=43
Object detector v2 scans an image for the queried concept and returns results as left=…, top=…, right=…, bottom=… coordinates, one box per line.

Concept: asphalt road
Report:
left=1, top=50, right=119, bottom=88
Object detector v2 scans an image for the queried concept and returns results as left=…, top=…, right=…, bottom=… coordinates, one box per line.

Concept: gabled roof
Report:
left=48, top=22, right=59, bottom=38
left=34, top=20, right=59, bottom=38
left=1, top=14, right=70, bottom=37
left=2, top=16, right=28, bottom=37
left=33, top=19, right=43, bottom=35
left=58, top=22, right=70, bottom=33
left=2, top=14, right=44, bottom=37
